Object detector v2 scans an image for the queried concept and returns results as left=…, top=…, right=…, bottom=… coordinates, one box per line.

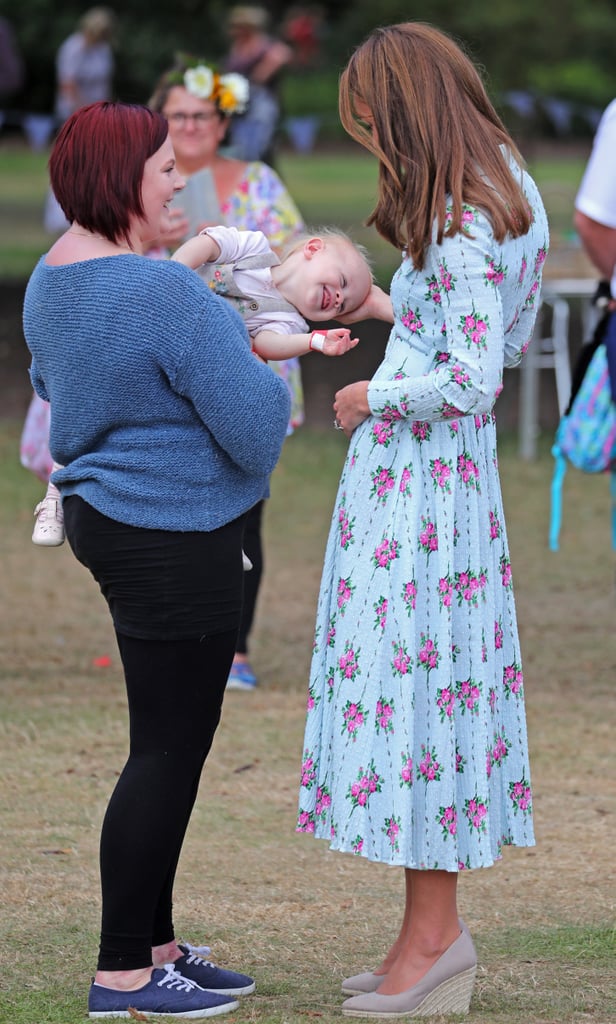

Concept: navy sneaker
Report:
left=88, top=965, right=239, bottom=1018
left=175, top=944, right=256, bottom=996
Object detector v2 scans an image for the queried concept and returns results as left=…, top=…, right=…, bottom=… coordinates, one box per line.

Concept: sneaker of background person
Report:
left=226, top=658, right=257, bottom=691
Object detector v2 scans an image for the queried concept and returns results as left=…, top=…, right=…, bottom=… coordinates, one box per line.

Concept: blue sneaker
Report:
left=88, top=965, right=239, bottom=1018
left=226, top=659, right=257, bottom=691
left=176, top=943, right=256, bottom=996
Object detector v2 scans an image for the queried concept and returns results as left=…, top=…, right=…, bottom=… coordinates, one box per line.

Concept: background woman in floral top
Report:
left=150, top=58, right=305, bottom=690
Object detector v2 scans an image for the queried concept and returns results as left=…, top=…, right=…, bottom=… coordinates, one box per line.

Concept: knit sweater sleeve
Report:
left=166, top=265, right=291, bottom=475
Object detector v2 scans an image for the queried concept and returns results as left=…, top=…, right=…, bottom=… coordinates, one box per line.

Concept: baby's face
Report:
left=298, top=240, right=372, bottom=321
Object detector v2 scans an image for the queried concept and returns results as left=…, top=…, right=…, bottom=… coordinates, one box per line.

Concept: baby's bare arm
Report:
left=171, top=234, right=222, bottom=270
left=253, top=327, right=359, bottom=361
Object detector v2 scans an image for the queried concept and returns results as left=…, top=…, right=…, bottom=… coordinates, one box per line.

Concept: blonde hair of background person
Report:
left=54, top=6, right=115, bottom=123
left=296, top=21, right=549, bottom=1019
left=149, top=56, right=307, bottom=692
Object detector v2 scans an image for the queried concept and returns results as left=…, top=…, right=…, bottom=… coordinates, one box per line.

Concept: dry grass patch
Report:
left=1, top=421, right=614, bottom=1023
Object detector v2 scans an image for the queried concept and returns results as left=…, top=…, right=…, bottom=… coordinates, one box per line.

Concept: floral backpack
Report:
left=549, top=309, right=616, bottom=551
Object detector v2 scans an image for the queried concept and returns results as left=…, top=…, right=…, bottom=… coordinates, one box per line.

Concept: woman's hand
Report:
left=153, top=208, right=190, bottom=250
left=333, top=380, right=371, bottom=437
left=336, top=283, right=393, bottom=326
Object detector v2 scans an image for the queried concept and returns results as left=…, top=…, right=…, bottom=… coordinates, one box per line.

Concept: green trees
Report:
left=2, top=0, right=615, bottom=133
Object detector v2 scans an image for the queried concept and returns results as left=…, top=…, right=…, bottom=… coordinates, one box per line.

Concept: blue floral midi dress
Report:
left=297, top=159, right=549, bottom=871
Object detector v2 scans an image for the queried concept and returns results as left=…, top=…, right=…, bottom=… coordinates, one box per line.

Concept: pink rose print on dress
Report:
left=436, top=685, right=455, bottom=722
left=534, top=247, right=547, bottom=275
left=444, top=203, right=475, bottom=232
left=411, top=420, right=432, bottom=442
left=417, top=744, right=442, bottom=783
left=442, top=404, right=463, bottom=421
left=464, top=795, right=488, bottom=833
left=382, top=814, right=401, bottom=853
left=418, top=518, right=438, bottom=556
left=450, top=364, right=472, bottom=391
left=399, top=753, right=413, bottom=788
left=494, top=618, right=504, bottom=650
left=380, top=404, right=405, bottom=423
left=347, top=759, right=382, bottom=809
left=337, top=500, right=355, bottom=550
left=338, top=642, right=361, bottom=683
left=371, top=420, right=395, bottom=449
left=456, top=677, right=482, bottom=715
left=306, top=685, right=321, bottom=712
left=438, top=575, right=454, bottom=610
left=457, top=452, right=481, bottom=490
left=314, top=784, right=332, bottom=824
left=459, top=308, right=490, bottom=350
left=326, top=669, right=335, bottom=702
left=300, top=750, right=316, bottom=788
left=518, top=255, right=528, bottom=284
left=373, top=595, right=388, bottom=631
left=375, top=696, right=395, bottom=733
left=391, top=642, right=412, bottom=679
left=489, top=508, right=501, bottom=540
left=371, top=465, right=396, bottom=504
left=296, top=809, right=315, bottom=833
left=488, top=686, right=497, bottom=713
left=524, top=280, right=539, bottom=308
left=509, top=776, right=532, bottom=814
left=503, top=662, right=524, bottom=699
left=351, top=834, right=364, bottom=854
left=454, top=568, right=487, bottom=606
left=402, top=579, right=418, bottom=613
left=484, top=255, right=506, bottom=287
left=399, top=465, right=413, bottom=498
left=327, top=616, right=336, bottom=648
left=342, top=700, right=366, bottom=740
left=418, top=633, right=441, bottom=676
left=437, top=804, right=458, bottom=839
left=455, top=746, right=466, bottom=774
left=486, top=729, right=511, bottom=778
left=400, top=304, right=425, bottom=334
left=372, top=536, right=400, bottom=571
left=430, top=457, right=453, bottom=493
left=336, top=576, right=355, bottom=615
left=499, top=554, right=513, bottom=588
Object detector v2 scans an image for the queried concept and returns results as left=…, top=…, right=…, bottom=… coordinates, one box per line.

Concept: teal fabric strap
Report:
left=549, top=447, right=568, bottom=552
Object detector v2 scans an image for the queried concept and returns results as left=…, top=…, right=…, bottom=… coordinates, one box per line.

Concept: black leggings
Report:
left=97, top=629, right=236, bottom=970
left=236, top=500, right=264, bottom=654
left=62, top=497, right=245, bottom=970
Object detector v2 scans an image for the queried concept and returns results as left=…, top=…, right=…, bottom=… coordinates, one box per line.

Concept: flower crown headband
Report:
left=166, top=60, right=249, bottom=117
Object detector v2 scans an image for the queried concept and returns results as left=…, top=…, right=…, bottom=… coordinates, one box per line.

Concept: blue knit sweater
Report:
left=23, top=255, right=291, bottom=531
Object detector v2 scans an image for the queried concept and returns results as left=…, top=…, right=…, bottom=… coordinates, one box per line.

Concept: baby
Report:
left=31, top=225, right=374, bottom=550
left=171, top=224, right=373, bottom=358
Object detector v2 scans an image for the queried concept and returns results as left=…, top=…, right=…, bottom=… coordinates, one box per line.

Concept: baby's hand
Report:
left=312, top=328, right=359, bottom=356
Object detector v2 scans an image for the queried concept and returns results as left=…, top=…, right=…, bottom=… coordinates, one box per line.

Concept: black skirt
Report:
left=63, top=495, right=246, bottom=641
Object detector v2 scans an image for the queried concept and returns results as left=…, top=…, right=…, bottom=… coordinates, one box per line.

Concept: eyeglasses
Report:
left=163, top=111, right=220, bottom=128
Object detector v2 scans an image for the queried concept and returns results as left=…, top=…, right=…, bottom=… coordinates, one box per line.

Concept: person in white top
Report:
left=574, top=98, right=616, bottom=302
left=171, top=223, right=376, bottom=359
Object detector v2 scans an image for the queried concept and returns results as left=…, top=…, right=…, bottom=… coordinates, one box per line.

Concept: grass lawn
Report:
left=0, top=136, right=595, bottom=283
left=1, top=420, right=615, bottom=1024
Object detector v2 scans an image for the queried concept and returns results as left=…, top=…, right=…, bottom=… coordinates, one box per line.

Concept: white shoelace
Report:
left=182, top=942, right=215, bottom=968
left=159, top=965, right=203, bottom=991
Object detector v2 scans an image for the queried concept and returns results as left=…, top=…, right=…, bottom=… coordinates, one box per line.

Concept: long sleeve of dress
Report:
left=367, top=203, right=547, bottom=424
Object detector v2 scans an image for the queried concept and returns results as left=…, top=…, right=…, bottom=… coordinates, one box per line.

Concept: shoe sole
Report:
left=89, top=997, right=239, bottom=1019
left=200, top=982, right=255, bottom=996
left=32, top=535, right=65, bottom=546
left=342, top=965, right=476, bottom=1017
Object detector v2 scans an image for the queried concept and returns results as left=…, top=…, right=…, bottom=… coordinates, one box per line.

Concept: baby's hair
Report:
left=282, top=227, right=374, bottom=281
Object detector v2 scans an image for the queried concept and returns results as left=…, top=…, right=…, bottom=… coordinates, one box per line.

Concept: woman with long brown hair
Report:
left=297, top=22, right=548, bottom=1018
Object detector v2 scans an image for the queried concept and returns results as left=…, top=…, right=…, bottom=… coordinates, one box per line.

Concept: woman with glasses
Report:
left=149, top=58, right=305, bottom=692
